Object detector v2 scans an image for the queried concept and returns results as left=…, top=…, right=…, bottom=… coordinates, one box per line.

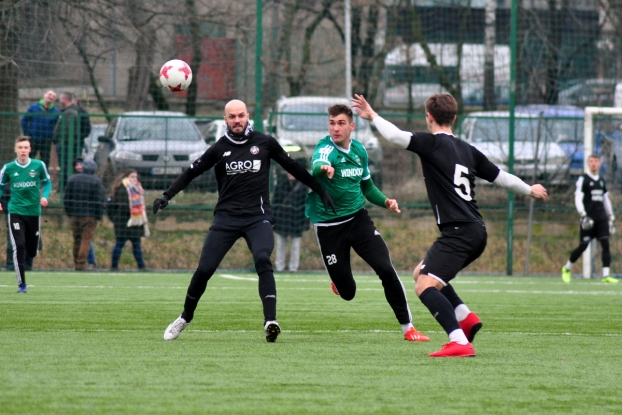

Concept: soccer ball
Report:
left=159, top=59, right=192, bottom=92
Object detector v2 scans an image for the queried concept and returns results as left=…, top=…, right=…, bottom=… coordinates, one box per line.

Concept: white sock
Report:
left=455, top=304, right=471, bottom=322
left=401, top=323, right=413, bottom=334
left=603, top=267, right=610, bottom=277
left=565, top=261, right=572, bottom=271
left=448, top=329, right=469, bottom=345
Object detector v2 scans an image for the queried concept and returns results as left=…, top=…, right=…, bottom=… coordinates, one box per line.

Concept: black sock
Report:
left=440, top=284, right=464, bottom=309
left=258, top=270, right=277, bottom=322
left=181, top=292, right=199, bottom=323
left=419, top=287, right=460, bottom=335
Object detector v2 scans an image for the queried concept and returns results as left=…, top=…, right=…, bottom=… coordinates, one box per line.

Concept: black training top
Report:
left=576, top=174, right=608, bottom=221
left=406, top=131, right=500, bottom=225
left=164, top=130, right=322, bottom=217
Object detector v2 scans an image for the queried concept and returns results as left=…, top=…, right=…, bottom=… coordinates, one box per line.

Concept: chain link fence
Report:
left=1, top=0, right=621, bottom=275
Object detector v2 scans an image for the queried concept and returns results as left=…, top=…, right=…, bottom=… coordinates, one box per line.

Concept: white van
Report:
left=459, top=111, right=571, bottom=185
left=267, top=96, right=384, bottom=187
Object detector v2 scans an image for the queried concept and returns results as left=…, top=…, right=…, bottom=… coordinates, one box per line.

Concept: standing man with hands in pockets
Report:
left=352, top=93, right=548, bottom=357
left=153, top=99, right=335, bottom=343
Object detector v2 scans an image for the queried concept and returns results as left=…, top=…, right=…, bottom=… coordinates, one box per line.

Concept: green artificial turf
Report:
left=1, top=272, right=621, bottom=414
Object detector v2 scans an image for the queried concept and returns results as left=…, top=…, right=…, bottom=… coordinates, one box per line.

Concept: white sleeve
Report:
left=492, top=170, right=531, bottom=195
left=574, top=176, right=586, bottom=216
left=604, top=192, right=614, bottom=219
left=371, top=116, right=412, bottom=149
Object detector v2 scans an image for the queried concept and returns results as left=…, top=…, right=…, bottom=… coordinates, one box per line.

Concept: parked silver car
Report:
left=267, top=96, right=384, bottom=188
left=459, top=111, right=571, bottom=185
left=82, top=124, right=107, bottom=162
left=96, top=111, right=209, bottom=189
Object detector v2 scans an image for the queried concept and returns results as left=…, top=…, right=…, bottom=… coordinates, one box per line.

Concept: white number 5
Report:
left=453, top=164, right=472, bottom=201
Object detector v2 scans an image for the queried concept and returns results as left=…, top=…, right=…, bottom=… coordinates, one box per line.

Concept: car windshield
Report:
left=118, top=117, right=200, bottom=141
left=470, top=117, right=583, bottom=144
left=280, top=104, right=366, bottom=131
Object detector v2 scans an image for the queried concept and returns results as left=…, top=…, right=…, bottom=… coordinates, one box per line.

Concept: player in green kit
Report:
left=0, top=136, right=52, bottom=293
left=306, top=104, right=429, bottom=342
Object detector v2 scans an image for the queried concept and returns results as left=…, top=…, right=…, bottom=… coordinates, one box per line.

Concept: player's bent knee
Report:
left=413, top=260, right=423, bottom=282
left=415, top=274, right=440, bottom=297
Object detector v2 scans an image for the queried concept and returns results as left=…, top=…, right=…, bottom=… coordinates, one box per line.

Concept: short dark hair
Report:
left=15, top=136, right=31, bottom=145
left=61, top=92, right=75, bottom=101
left=588, top=154, right=601, bottom=160
left=328, top=104, right=353, bottom=121
left=425, top=94, right=457, bottom=126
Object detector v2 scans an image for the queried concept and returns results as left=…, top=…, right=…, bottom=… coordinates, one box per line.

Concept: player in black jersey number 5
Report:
left=352, top=93, right=548, bottom=357
left=154, top=100, right=335, bottom=343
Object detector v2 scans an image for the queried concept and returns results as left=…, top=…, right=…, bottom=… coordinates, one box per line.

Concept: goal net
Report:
left=582, top=107, right=622, bottom=278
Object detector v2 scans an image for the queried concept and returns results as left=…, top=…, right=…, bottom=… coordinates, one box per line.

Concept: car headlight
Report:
left=282, top=144, right=302, bottom=153
left=189, top=151, right=205, bottom=161
left=113, top=151, right=142, bottom=161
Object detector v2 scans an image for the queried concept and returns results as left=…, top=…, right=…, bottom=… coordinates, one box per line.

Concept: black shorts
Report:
left=420, top=221, right=487, bottom=285
left=579, top=218, right=609, bottom=242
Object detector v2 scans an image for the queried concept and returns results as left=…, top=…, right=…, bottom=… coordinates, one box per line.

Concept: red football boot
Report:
left=330, top=281, right=340, bottom=296
left=459, top=312, right=482, bottom=343
left=404, top=327, right=430, bottom=342
left=428, top=342, right=475, bottom=358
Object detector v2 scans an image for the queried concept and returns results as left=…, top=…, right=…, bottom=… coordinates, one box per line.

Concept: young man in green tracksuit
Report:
left=305, top=103, right=429, bottom=342
left=0, top=136, right=52, bottom=293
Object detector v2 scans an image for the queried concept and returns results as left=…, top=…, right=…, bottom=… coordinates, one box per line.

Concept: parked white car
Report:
left=267, top=96, right=384, bottom=187
left=459, top=111, right=571, bottom=185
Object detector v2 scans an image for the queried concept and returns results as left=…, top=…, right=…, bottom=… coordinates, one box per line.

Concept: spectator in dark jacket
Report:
left=73, top=158, right=98, bottom=269
left=55, top=92, right=82, bottom=190
left=272, top=172, right=310, bottom=272
left=63, top=159, right=106, bottom=270
left=20, top=90, right=60, bottom=167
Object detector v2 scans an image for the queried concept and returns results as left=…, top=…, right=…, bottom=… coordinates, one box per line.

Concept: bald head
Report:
left=224, top=99, right=250, bottom=134
left=43, top=90, right=56, bottom=108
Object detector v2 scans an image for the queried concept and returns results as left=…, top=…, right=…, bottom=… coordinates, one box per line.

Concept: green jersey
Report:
left=306, top=135, right=371, bottom=223
left=0, top=158, right=51, bottom=216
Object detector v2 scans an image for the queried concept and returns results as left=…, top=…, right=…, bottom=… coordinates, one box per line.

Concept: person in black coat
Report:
left=106, top=169, right=148, bottom=271
left=272, top=172, right=309, bottom=272
left=63, top=159, right=106, bottom=270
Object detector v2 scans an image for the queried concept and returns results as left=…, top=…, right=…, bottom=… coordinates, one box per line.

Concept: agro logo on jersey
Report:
left=225, top=160, right=261, bottom=175
left=29, top=170, right=37, bottom=177
left=250, top=146, right=259, bottom=155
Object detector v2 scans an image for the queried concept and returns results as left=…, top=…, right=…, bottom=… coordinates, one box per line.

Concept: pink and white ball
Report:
left=159, top=59, right=192, bottom=92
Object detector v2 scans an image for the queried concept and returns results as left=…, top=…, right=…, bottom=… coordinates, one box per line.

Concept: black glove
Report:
left=153, top=195, right=170, bottom=214
left=316, top=187, right=336, bottom=214
left=580, top=214, right=594, bottom=230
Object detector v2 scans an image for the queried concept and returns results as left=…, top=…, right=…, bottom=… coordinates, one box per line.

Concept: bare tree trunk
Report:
left=483, top=0, right=497, bottom=110
left=263, top=2, right=282, bottom=107
left=356, top=4, right=379, bottom=97
left=185, top=0, right=202, bottom=116
left=286, top=0, right=336, bottom=96
left=544, top=0, right=562, bottom=104
left=125, top=2, right=156, bottom=111
left=0, top=14, right=21, bottom=164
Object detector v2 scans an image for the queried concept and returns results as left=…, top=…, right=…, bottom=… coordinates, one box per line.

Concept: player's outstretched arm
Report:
left=530, top=184, right=548, bottom=201
left=352, top=94, right=411, bottom=149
